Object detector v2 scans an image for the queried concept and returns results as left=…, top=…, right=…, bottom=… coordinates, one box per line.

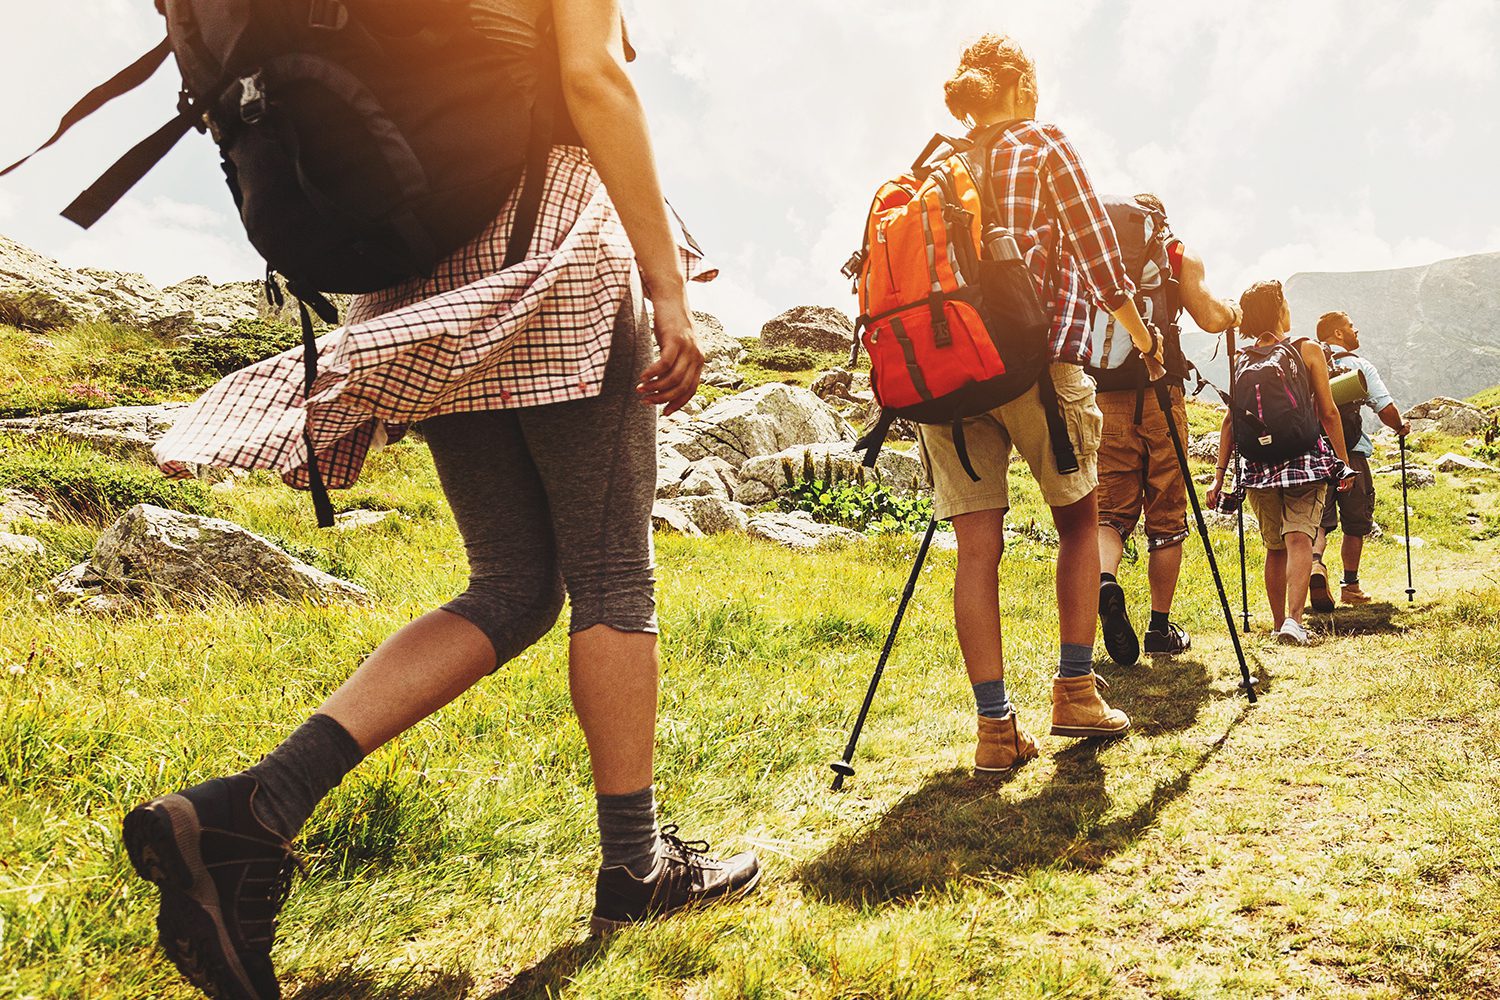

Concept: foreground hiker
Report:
left=1089, top=193, right=1243, bottom=664
left=123, top=4, right=758, bottom=998
left=1308, top=310, right=1410, bottom=610
left=925, top=34, right=1161, bottom=771
left=1206, top=281, right=1354, bottom=646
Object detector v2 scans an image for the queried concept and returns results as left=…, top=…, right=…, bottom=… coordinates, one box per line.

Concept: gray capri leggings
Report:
left=420, top=304, right=658, bottom=664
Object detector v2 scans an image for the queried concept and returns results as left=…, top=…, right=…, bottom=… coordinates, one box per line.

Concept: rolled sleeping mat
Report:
left=1329, top=367, right=1368, bottom=407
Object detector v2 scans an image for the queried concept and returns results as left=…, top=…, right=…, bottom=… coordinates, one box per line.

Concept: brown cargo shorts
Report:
left=917, top=363, right=1102, bottom=519
left=1248, top=483, right=1327, bottom=550
left=1096, top=385, right=1190, bottom=551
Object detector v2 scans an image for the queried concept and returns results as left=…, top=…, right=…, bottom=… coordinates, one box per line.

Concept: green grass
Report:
left=1466, top=385, right=1500, bottom=410
left=4, top=405, right=1500, bottom=996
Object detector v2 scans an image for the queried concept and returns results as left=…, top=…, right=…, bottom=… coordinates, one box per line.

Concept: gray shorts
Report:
left=420, top=304, right=658, bottom=665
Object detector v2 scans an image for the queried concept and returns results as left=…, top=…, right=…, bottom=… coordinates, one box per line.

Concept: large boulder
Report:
left=694, top=311, right=746, bottom=389
left=1433, top=452, right=1497, bottom=474
left=758, top=306, right=855, bottom=354
left=664, top=384, right=855, bottom=466
left=736, top=443, right=925, bottom=504
left=746, top=511, right=864, bottom=550
left=50, top=504, right=369, bottom=607
left=0, top=403, right=188, bottom=460
left=1406, top=397, right=1488, bottom=438
left=652, top=495, right=749, bottom=535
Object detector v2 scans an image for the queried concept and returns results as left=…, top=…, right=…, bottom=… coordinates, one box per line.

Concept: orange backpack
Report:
left=843, top=122, right=1076, bottom=480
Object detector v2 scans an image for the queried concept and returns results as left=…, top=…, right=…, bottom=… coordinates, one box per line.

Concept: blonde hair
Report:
left=944, top=33, right=1039, bottom=124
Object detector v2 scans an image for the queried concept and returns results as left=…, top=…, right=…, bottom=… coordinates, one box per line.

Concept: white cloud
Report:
left=61, top=196, right=263, bottom=286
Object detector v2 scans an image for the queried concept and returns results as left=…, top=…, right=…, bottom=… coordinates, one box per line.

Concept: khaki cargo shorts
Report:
left=1097, top=385, right=1190, bottom=550
left=917, top=363, right=1102, bottom=520
left=1247, top=483, right=1327, bottom=550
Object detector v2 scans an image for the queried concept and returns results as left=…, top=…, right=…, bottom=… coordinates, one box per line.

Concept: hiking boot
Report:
left=1340, top=583, right=1372, bottom=605
left=1050, top=673, right=1131, bottom=738
left=1309, top=562, right=1335, bottom=612
left=1143, top=621, right=1192, bottom=656
left=122, top=774, right=294, bottom=1000
left=590, top=825, right=760, bottom=935
left=1098, top=580, right=1139, bottom=666
left=1276, top=618, right=1310, bottom=646
left=975, top=712, right=1039, bottom=772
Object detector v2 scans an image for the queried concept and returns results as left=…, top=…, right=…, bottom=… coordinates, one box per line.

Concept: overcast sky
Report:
left=3, top=1, right=1498, bottom=339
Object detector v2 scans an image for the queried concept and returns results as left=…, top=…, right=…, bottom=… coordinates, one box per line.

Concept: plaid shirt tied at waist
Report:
left=154, top=145, right=715, bottom=491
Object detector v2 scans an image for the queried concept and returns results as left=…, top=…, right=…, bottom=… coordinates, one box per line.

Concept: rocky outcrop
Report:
left=0, top=403, right=187, bottom=460
left=694, top=311, right=747, bottom=389
left=1189, top=432, right=1219, bottom=463
left=0, top=234, right=271, bottom=333
left=50, top=504, right=369, bottom=608
left=1433, top=452, right=1497, bottom=474
left=1374, top=465, right=1436, bottom=488
left=664, top=383, right=854, bottom=467
left=0, top=489, right=50, bottom=528
left=0, top=532, right=44, bottom=559
left=746, top=511, right=864, bottom=550
left=735, top=442, right=924, bottom=505
left=651, top=495, right=749, bottom=535
left=1406, top=397, right=1489, bottom=438
left=758, top=306, right=855, bottom=354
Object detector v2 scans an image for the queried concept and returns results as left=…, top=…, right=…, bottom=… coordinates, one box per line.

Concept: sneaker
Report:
left=1143, top=621, right=1192, bottom=656
left=590, top=825, right=760, bottom=935
left=1050, top=673, right=1131, bottom=738
left=1276, top=618, right=1310, bottom=646
left=975, top=712, right=1039, bottom=772
left=1098, top=580, right=1140, bottom=666
left=1340, top=583, right=1372, bottom=605
left=1309, top=562, right=1336, bottom=613
left=122, top=774, right=294, bottom=1000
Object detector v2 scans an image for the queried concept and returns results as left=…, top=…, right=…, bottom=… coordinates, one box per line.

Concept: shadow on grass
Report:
left=1307, top=600, right=1413, bottom=638
left=803, top=658, right=1251, bottom=906
left=286, top=938, right=606, bottom=1000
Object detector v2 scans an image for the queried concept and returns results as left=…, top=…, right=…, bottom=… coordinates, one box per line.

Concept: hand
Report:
left=1399, top=420, right=1411, bottom=438
left=1336, top=467, right=1357, bottom=492
left=1206, top=483, right=1221, bottom=510
left=636, top=294, right=703, bottom=416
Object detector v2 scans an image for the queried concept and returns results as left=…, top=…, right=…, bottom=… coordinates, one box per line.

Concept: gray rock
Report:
left=1407, top=397, right=1489, bottom=438
left=736, top=442, right=925, bottom=503
left=670, top=384, right=854, bottom=466
left=0, top=532, right=44, bottom=559
left=333, top=509, right=403, bottom=531
left=1374, top=465, right=1436, bottom=488
left=653, top=496, right=749, bottom=535
left=1188, top=432, right=1219, bottom=463
left=758, top=305, right=855, bottom=354
left=810, top=368, right=858, bottom=402
left=0, top=403, right=188, bottom=460
left=734, top=480, right=777, bottom=506
left=651, top=501, right=704, bottom=537
left=0, top=488, right=50, bottom=528
left=50, top=504, right=369, bottom=606
left=694, top=311, right=747, bottom=389
left=746, top=511, right=864, bottom=549
left=1434, top=452, right=1497, bottom=473
left=655, top=446, right=694, bottom=500
left=678, top=458, right=739, bottom=500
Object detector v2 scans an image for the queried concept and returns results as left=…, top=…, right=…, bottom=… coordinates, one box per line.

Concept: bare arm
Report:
left=552, top=0, right=700, bottom=413
left=1177, top=248, right=1241, bottom=334
left=1299, top=340, right=1352, bottom=469
left=1108, top=299, right=1166, bottom=376
left=1206, top=410, right=1234, bottom=510
left=1377, top=401, right=1410, bottom=437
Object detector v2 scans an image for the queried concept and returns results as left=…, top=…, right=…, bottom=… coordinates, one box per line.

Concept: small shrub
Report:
left=0, top=289, right=73, bottom=332
left=0, top=441, right=213, bottom=520
left=745, top=346, right=829, bottom=372
left=179, top=318, right=302, bottom=378
left=780, top=478, right=933, bottom=534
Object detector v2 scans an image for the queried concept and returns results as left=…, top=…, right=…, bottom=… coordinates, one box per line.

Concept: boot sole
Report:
left=1309, top=570, right=1335, bottom=613
left=1098, top=583, right=1139, bottom=666
left=588, top=864, right=764, bottom=937
left=122, top=797, right=265, bottom=1000
left=974, top=753, right=1039, bottom=773
left=1050, top=722, right=1131, bottom=738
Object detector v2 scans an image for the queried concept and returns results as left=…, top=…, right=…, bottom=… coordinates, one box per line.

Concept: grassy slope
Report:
left=2, top=426, right=1498, bottom=999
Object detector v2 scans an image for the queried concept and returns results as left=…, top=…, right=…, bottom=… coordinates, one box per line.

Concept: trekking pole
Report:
left=1400, top=433, right=1415, bottom=602
left=830, top=517, right=938, bottom=790
left=1156, top=383, right=1258, bottom=703
left=1228, top=327, right=1250, bottom=632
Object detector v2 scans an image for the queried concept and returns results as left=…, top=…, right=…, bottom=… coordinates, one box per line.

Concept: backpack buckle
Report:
left=308, top=0, right=349, bottom=30
left=841, top=250, right=865, bottom=282
left=238, top=73, right=268, bottom=124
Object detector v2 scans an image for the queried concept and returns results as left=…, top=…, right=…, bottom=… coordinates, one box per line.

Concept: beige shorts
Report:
left=917, top=363, right=1102, bottom=520
left=1247, top=483, right=1327, bottom=550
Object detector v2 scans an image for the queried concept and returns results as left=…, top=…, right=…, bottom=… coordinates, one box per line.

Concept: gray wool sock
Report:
left=596, top=785, right=662, bottom=878
left=1058, top=642, right=1095, bottom=679
left=243, top=713, right=366, bottom=840
left=972, top=679, right=1013, bottom=719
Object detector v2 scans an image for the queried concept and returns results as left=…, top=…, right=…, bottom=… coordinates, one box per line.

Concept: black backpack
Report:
left=1231, top=339, right=1322, bottom=463
left=1084, top=197, right=1184, bottom=394
left=3, top=0, right=574, bottom=525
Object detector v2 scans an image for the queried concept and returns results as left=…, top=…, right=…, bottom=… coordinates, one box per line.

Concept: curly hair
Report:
left=944, top=33, right=1038, bottom=123
left=1240, top=280, right=1287, bottom=338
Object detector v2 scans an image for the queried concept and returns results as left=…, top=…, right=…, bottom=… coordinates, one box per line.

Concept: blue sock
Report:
left=972, top=679, right=1013, bottom=719
left=1058, top=643, right=1094, bottom=679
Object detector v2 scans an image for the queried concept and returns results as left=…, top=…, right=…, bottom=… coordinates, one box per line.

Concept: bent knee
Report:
left=445, top=574, right=567, bottom=666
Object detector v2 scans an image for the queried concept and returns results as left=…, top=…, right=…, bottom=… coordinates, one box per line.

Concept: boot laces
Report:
left=200, top=826, right=303, bottom=950
left=658, top=824, right=715, bottom=871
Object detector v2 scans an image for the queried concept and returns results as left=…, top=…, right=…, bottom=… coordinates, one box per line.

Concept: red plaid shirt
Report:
left=154, top=146, right=714, bottom=490
left=982, top=120, right=1135, bottom=365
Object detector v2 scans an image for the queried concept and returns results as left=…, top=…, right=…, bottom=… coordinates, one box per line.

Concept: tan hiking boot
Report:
left=1050, top=674, right=1131, bottom=738
left=1340, top=583, right=1372, bottom=605
left=975, top=713, right=1039, bottom=772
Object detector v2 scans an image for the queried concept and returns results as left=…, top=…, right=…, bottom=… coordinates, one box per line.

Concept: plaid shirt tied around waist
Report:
left=983, top=120, right=1136, bottom=365
left=1240, top=434, right=1344, bottom=491
left=154, top=145, right=715, bottom=491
